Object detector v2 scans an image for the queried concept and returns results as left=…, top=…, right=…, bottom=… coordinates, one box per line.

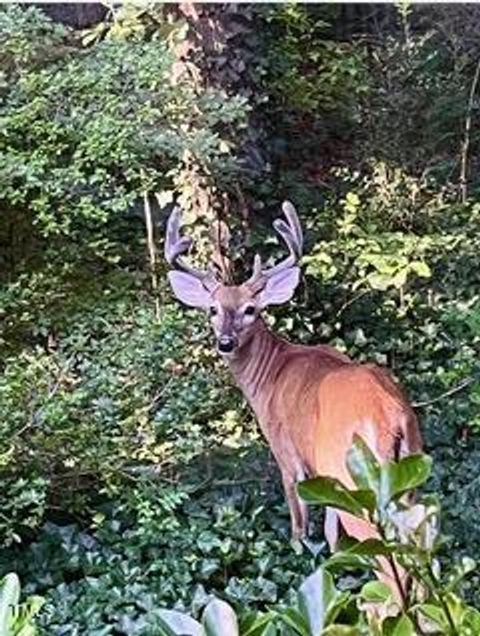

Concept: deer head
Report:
left=165, top=202, right=303, bottom=355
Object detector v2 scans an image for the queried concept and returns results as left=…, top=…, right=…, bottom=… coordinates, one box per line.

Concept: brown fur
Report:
left=212, top=294, right=422, bottom=599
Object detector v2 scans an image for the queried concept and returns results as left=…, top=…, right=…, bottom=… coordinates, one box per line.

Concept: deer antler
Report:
left=165, top=207, right=219, bottom=291
left=247, top=201, right=303, bottom=290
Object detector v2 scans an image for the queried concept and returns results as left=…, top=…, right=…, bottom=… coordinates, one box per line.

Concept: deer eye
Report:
left=209, top=306, right=218, bottom=317
left=244, top=305, right=256, bottom=316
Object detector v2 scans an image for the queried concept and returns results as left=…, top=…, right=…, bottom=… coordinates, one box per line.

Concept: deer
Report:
left=164, top=201, right=423, bottom=598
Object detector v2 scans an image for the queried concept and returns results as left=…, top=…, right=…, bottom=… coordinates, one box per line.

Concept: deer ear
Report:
left=168, top=271, right=212, bottom=308
left=257, top=267, right=300, bottom=308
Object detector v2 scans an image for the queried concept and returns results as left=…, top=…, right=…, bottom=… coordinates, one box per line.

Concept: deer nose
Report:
left=217, top=335, right=237, bottom=354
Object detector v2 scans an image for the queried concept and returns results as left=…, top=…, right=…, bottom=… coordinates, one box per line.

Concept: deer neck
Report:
left=226, top=317, right=282, bottom=411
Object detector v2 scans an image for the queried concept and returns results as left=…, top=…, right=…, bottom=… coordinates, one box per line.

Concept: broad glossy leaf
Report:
left=383, top=614, right=415, bottom=636
left=380, top=455, right=432, bottom=506
left=203, top=599, right=239, bottom=636
left=461, top=607, right=480, bottom=631
left=298, top=567, right=347, bottom=634
left=324, top=551, right=377, bottom=573
left=155, top=609, right=204, bottom=636
left=298, top=477, right=367, bottom=517
left=278, top=607, right=309, bottom=636
left=346, top=538, right=394, bottom=557
left=0, top=573, right=20, bottom=631
left=415, top=603, right=447, bottom=630
left=322, top=627, right=363, bottom=635
left=346, top=435, right=380, bottom=495
left=240, top=612, right=275, bottom=636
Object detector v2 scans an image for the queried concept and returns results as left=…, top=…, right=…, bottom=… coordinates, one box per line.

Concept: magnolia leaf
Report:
left=383, top=614, right=415, bottom=635
left=240, top=612, right=275, bottom=636
left=298, top=477, right=367, bottom=517
left=380, top=455, right=432, bottom=506
left=347, top=538, right=394, bottom=557
left=324, top=551, right=377, bottom=573
left=298, top=567, right=348, bottom=633
left=155, top=609, right=204, bottom=636
left=347, top=436, right=380, bottom=495
left=322, top=627, right=360, bottom=635
left=0, top=573, right=20, bottom=631
left=415, top=603, right=448, bottom=630
left=203, top=599, right=239, bottom=636
left=278, top=607, right=309, bottom=636
left=461, top=607, right=480, bottom=631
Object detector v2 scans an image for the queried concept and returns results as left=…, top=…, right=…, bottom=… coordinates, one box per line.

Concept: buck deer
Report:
left=165, top=202, right=422, bottom=595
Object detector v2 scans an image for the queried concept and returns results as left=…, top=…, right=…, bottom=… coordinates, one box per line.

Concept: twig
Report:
left=412, top=377, right=475, bottom=409
left=336, top=289, right=371, bottom=318
left=459, top=58, right=480, bottom=203
left=144, top=192, right=161, bottom=321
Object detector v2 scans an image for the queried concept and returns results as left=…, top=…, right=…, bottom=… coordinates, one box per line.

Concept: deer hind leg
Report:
left=324, top=507, right=340, bottom=551
left=337, top=511, right=408, bottom=604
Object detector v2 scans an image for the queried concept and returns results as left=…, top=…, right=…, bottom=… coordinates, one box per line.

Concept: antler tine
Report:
left=246, top=253, right=263, bottom=288
left=246, top=201, right=303, bottom=290
left=282, top=200, right=303, bottom=255
left=263, top=201, right=303, bottom=277
left=164, top=206, right=210, bottom=279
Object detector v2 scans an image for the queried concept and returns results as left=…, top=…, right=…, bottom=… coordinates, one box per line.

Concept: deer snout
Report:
left=217, top=335, right=238, bottom=354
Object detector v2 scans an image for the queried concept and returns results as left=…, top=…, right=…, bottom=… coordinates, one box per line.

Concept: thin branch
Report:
left=459, top=58, right=480, bottom=203
left=144, top=192, right=161, bottom=320
left=412, top=377, right=475, bottom=409
left=336, top=289, right=371, bottom=318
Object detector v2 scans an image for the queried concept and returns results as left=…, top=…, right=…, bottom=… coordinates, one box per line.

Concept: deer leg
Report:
left=324, top=507, right=340, bottom=551
left=279, top=466, right=309, bottom=541
left=267, top=428, right=309, bottom=541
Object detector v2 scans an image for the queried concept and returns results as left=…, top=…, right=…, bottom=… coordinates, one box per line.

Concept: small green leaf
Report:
left=410, top=261, right=431, bottom=278
left=360, top=581, right=392, bottom=603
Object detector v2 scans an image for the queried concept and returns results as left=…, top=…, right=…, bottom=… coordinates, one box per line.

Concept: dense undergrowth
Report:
left=1, top=3, right=480, bottom=634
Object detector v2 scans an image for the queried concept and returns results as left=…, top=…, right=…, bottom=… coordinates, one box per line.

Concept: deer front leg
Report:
left=265, top=425, right=309, bottom=542
left=280, top=468, right=309, bottom=542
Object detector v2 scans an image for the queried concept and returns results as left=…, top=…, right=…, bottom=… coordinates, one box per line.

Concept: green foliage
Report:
left=0, top=3, right=248, bottom=255
left=156, top=443, right=480, bottom=635
left=296, top=438, right=480, bottom=634
left=261, top=4, right=368, bottom=116
left=1, top=3, right=480, bottom=635
left=0, top=572, right=44, bottom=636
